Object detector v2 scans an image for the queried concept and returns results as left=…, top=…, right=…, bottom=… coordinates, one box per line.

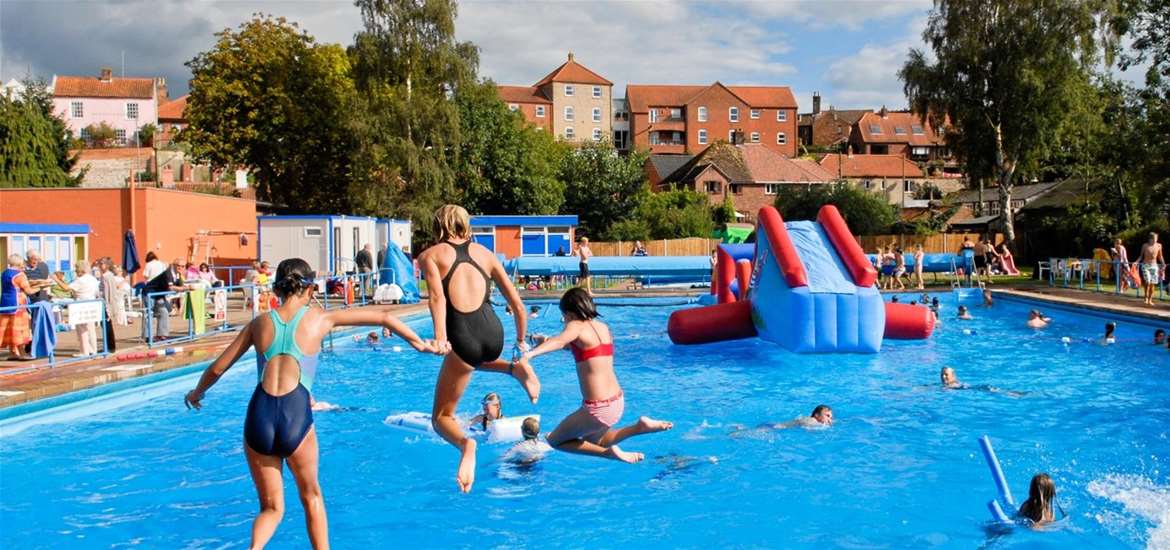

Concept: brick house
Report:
left=645, top=153, right=693, bottom=188
left=52, top=67, right=164, bottom=145
left=157, top=94, right=187, bottom=145
left=497, top=53, right=613, bottom=143
left=817, top=153, right=964, bottom=206
left=625, top=82, right=798, bottom=156
left=797, top=94, right=871, bottom=151
left=657, top=142, right=832, bottom=221
left=848, top=109, right=957, bottom=173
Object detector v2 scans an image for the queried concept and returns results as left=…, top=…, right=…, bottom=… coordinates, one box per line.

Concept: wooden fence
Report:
left=588, top=238, right=719, bottom=257
left=856, top=233, right=1002, bottom=254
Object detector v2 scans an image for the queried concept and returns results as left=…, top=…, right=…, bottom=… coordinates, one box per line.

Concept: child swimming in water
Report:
left=731, top=405, right=834, bottom=436
left=1101, top=322, right=1117, bottom=345
left=501, top=417, right=552, bottom=465
left=1018, top=473, right=1057, bottom=526
left=467, top=392, right=503, bottom=431
left=957, top=305, right=973, bottom=320
left=524, top=288, right=673, bottom=463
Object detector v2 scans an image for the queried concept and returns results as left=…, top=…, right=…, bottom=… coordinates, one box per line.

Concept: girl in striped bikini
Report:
left=524, top=288, right=672, bottom=463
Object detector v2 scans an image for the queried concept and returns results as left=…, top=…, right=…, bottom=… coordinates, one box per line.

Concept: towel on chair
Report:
left=185, top=289, right=207, bottom=335
left=30, top=302, right=57, bottom=358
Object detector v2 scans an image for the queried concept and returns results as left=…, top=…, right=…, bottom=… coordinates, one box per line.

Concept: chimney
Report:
left=156, top=77, right=168, bottom=101
left=812, top=92, right=821, bottom=115
left=100, top=67, right=113, bottom=82
left=879, top=106, right=888, bottom=118
left=567, top=52, right=575, bottom=62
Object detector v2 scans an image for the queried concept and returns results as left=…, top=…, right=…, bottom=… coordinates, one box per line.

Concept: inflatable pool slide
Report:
left=668, top=205, right=934, bottom=353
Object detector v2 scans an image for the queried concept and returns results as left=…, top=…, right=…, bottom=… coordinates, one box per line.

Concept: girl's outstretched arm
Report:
left=321, top=307, right=439, bottom=354
left=185, top=321, right=255, bottom=409
left=524, top=323, right=582, bottom=361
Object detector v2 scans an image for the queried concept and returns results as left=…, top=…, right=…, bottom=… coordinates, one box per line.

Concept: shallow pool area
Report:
left=2, top=293, right=1169, bottom=548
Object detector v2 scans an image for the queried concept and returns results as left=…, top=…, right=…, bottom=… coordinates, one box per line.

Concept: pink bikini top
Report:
left=569, top=321, right=613, bottom=362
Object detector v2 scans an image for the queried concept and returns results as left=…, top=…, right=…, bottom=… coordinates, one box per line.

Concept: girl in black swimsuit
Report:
left=419, top=204, right=541, bottom=493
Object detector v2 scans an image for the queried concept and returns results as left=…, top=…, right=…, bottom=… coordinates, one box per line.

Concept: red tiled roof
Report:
left=738, top=144, right=832, bottom=182
left=533, top=54, right=612, bottom=87
left=854, top=111, right=945, bottom=146
left=625, top=83, right=797, bottom=113
left=818, top=154, right=925, bottom=178
left=496, top=85, right=551, bottom=104
left=54, top=75, right=155, bottom=99
left=158, top=95, right=187, bottom=121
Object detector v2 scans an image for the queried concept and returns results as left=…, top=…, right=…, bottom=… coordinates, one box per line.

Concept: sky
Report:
left=0, top=0, right=1148, bottom=111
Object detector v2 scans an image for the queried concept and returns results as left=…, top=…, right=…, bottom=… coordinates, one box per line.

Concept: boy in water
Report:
left=1026, top=310, right=1050, bottom=329
left=529, top=305, right=541, bottom=319
left=957, top=305, right=973, bottom=320
left=732, top=405, right=833, bottom=436
left=502, top=417, right=552, bottom=465
left=1155, top=329, right=1166, bottom=346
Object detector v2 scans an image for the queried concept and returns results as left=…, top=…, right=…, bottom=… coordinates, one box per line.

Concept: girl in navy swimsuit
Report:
left=419, top=205, right=541, bottom=493
left=185, top=258, right=437, bottom=549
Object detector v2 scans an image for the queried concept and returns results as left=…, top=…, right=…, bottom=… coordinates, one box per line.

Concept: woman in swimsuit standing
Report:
left=525, top=288, right=672, bottom=463
left=184, top=258, right=436, bottom=549
left=418, top=205, right=540, bottom=493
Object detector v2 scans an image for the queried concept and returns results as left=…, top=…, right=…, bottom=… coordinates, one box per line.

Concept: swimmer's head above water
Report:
left=1155, top=329, right=1166, bottom=345
left=1019, top=473, right=1057, bottom=525
left=521, top=417, right=540, bottom=440
left=481, top=392, right=503, bottom=420
left=940, top=367, right=960, bottom=388
left=1105, top=322, right=1116, bottom=339
left=810, top=405, right=833, bottom=426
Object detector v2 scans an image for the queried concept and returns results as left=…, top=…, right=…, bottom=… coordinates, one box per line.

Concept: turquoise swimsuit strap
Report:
left=260, top=306, right=310, bottom=380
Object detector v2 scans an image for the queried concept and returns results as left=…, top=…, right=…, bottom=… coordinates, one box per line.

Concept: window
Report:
left=592, top=107, right=601, bottom=122
left=115, top=128, right=127, bottom=144
left=987, top=201, right=1001, bottom=215
left=672, top=131, right=682, bottom=144
left=912, top=125, right=925, bottom=135
left=564, top=106, right=574, bottom=121
left=777, top=110, right=787, bottom=122
left=729, top=107, right=739, bottom=122
left=765, top=183, right=780, bottom=195
left=592, top=128, right=602, bottom=142
left=613, top=129, right=628, bottom=149
left=776, top=132, right=787, bottom=145
left=565, top=84, right=574, bottom=96
left=730, top=183, right=743, bottom=195
left=903, top=180, right=914, bottom=192
left=750, top=109, right=760, bottom=119
left=911, top=146, right=929, bottom=156
left=70, top=101, right=83, bottom=118
left=126, top=102, right=139, bottom=119
left=1011, top=199, right=1025, bottom=208
left=750, top=132, right=760, bottom=143
left=592, top=86, right=602, bottom=98
left=79, top=127, right=91, bottom=141
left=705, top=181, right=721, bottom=193
left=729, top=130, right=736, bottom=142
left=650, top=109, right=659, bottom=123
left=471, top=226, right=496, bottom=252
left=869, top=124, right=882, bottom=134
left=536, top=105, right=546, bottom=117
left=670, top=108, right=682, bottom=120
left=698, top=129, right=708, bottom=144
left=697, top=106, right=708, bottom=122
left=304, top=228, right=323, bottom=237
left=508, top=104, right=519, bottom=112
left=894, top=126, right=907, bottom=135
left=565, top=127, right=575, bottom=139
left=650, top=132, right=660, bottom=145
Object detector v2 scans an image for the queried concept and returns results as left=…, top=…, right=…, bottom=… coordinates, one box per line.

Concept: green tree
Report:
left=559, top=142, right=649, bottom=239
left=455, top=80, right=566, bottom=215
left=637, top=189, right=715, bottom=239
left=900, top=0, right=1112, bottom=245
left=713, top=195, right=737, bottom=227
left=774, top=183, right=897, bottom=236
left=84, top=122, right=116, bottom=148
left=0, top=81, right=81, bottom=187
left=182, top=15, right=356, bottom=213
left=349, top=0, right=479, bottom=242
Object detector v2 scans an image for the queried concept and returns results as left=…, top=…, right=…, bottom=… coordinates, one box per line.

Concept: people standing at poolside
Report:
left=185, top=258, right=437, bottom=550
left=1139, top=233, right=1164, bottom=306
left=68, top=261, right=101, bottom=357
left=631, top=241, right=648, bottom=257
left=1111, top=238, right=1134, bottom=292
left=356, top=243, right=375, bottom=296
left=574, top=237, right=594, bottom=296
left=892, top=248, right=908, bottom=291
left=1018, top=473, right=1057, bottom=526
left=1, top=254, right=38, bottom=360
left=973, top=237, right=992, bottom=283
left=96, top=258, right=119, bottom=352
left=524, top=288, right=673, bottom=464
left=141, top=252, right=186, bottom=342
left=913, top=244, right=925, bottom=290
left=418, top=204, right=540, bottom=493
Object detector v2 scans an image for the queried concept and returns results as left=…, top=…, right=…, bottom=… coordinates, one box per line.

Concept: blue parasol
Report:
left=122, top=230, right=141, bottom=274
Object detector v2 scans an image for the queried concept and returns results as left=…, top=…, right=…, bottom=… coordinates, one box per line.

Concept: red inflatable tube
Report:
left=756, top=206, right=809, bottom=288
left=717, top=247, right=738, bottom=303
left=817, top=205, right=878, bottom=288
left=736, top=259, right=753, bottom=300
left=668, top=300, right=757, bottom=345
left=883, top=302, right=936, bottom=339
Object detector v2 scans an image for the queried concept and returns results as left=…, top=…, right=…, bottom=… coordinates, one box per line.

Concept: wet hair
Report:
left=1018, top=473, right=1056, bottom=523
left=810, top=404, right=831, bottom=417
left=481, top=392, right=502, bottom=430
left=891, top=296, right=899, bottom=303
left=521, top=417, right=540, bottom=440
left=1105, top=322, right=1116, bottom=336
left=931, top=297, right=940, bottom=307
left=958, top=305, right=968, bottom=313
left=559, top=287, right=600, bottom=320
left=272, top=258, right=315, bottom=299
left=145, top=251, right=158, bottom=263
left=433, top=204, right=471, bottom=242
left=1155, top=329, right=1165, bottom=338
left=530, top=306, right=540, bottom=314
left=940, top=367, right=955, bottom=383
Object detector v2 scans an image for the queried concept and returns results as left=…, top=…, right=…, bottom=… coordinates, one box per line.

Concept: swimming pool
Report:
left=1, top=293, right=1168, bottom=548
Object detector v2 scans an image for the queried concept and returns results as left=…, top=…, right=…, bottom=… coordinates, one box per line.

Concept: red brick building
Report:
left=656, top=142, right=832, bottom=221
left=496, top=85, right=553, bottom=132
left=848, top=109, right=955, bottom=170
left=625, top=83, right=798, bottom=156
left=496, top=53, right=613, bottom=142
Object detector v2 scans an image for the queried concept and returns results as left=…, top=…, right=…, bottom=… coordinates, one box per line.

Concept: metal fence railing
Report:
left=0, top=298, right=110, bottom=370
left=1039, top=258, right=1168, bottom=302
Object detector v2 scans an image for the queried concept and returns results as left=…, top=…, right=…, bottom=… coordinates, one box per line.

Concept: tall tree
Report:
left=1114, top=0, right=1170, bottom=220
left=0, top=80, right=81, bottom=187
left=900, top=0, right=1110, bottom=244
left=349, top=0, right=479, bottom=242
left=182, top=15, right=356, bottom=212
left=559, top=142, right=649, bottom=239
left=455, top=80, right=566, bottom=215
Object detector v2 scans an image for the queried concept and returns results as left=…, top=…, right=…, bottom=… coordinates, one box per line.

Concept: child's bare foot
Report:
left=457, top=438, right=477, bottom=493
left=607, top=445, right=644, bottom=464
left=636, top=416, right=674, bottom=434
left=512, top=358, right=540, bottom=404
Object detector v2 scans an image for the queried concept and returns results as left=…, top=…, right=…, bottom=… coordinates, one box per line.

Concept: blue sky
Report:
left=0, top=1, right=1146, bottom=111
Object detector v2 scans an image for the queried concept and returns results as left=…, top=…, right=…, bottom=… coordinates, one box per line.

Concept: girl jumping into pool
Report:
left=184, top=258, right=437, bottom=549
left=418, top=204, right=540, bottom=493
left=524, top=288, right=673, bottom=463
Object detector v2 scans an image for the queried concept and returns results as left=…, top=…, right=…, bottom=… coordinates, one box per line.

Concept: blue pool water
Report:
left=2, top=293, right=1170, bottom=548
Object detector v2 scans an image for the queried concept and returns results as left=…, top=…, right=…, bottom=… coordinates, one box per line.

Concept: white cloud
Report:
left=739, top=0, right=931, bottom=31
left=819, top=14, right=927, bottom=109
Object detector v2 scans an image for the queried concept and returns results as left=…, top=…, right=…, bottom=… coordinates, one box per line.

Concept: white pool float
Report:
left=383, top=412, right=539, bottom=444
